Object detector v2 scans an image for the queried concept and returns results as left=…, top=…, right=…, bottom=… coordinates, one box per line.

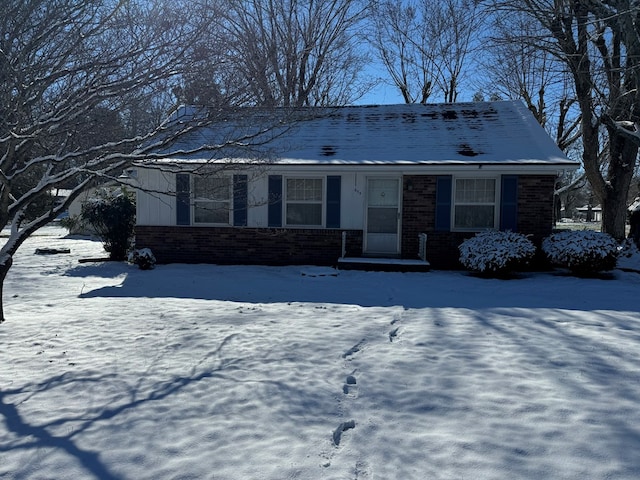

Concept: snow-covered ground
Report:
left=2, top=227, right=640, bottom=480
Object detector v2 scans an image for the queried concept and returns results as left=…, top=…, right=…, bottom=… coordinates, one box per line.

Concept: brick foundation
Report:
left=135, top=226, right=363, bottom=266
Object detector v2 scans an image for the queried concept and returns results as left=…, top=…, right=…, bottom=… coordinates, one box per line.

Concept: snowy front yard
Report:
left=2, top=228, right=640, bottom=479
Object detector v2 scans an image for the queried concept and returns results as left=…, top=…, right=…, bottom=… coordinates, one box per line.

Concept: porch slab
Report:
left=337, top=257, right=430, bottom=272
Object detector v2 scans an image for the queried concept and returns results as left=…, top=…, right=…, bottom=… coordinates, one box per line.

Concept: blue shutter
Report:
left=233, top=174, right=248, bottom=226
left=326, top=176, right=341, bottom=228
left=500, top=175, right=518, bottom=231
left=176, top=173, right=190, bottom=226
left=268, top=175, right=282, bottom=227
left=435, top=176, right=452, bottom=231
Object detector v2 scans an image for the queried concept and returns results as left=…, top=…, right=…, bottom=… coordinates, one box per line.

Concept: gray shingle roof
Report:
left=156, top=101, right=578, bottom=167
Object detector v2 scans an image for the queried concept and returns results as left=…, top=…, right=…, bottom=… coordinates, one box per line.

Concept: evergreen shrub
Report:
left=542, top=230, right=618, bottom=275
left=458, top=230, right=536, bottom=276
left=81, top=188, right=135, bottom=260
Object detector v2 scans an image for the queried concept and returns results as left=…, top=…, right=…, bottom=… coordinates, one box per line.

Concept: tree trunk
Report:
left=600, top=128, right=638, bottom=240
left=601, top=190, right=629, bottom=240
left=0, top=255, right=13, bottom=324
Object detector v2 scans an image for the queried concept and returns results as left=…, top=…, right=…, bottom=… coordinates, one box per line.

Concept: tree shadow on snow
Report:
left=0, top=334, right=337, bottom=479
left=72, top=263, right=640, bottom=311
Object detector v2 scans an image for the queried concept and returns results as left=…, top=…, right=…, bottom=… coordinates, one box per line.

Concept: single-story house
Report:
left=576, top=204, right=602, bottom=222
left=132, top=101, right=579, bottom=269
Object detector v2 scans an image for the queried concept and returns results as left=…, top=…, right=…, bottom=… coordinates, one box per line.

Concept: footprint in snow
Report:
left=332, top=419, right=356, bottom=446
left=389, top=327, right=400, bottom=342
left=343, top=339, right=366, bottom=359
left=342, top=375, right=358, bottom=397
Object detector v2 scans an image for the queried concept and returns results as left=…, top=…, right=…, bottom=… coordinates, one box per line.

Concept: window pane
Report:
left=455, top=179, right=471, bottom=202
left=367, top=207, right=398, bottom=233
left=455, top=178, right=495, bottom=203
left=477, top=179, right=496, bottom=202
left=454, top=205, right=495, bottom=229
left=286, top=178, right=322, bottom=201
left=194, top=176, right=230, bottom=201
left=286, top=203, right=322, bottom=225
left=368, top=179, right=399, bottom=207
left=194, top=202, right=230, bottom=224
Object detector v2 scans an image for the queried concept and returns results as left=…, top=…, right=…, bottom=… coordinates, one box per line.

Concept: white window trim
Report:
left=284, top=176, right=325, bottom=228
left=451, top=176, right=500, bottom=232
left=192, top=175, right=232, bottom=226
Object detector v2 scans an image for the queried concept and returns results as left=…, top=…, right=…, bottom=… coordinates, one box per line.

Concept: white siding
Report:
left=136, top=168, right=176, bottom=226
left=247, top=173, right=269, bottom=227
left=135, top=167, right=370, bottom=229
left=340, top=173, right=365, bottom=229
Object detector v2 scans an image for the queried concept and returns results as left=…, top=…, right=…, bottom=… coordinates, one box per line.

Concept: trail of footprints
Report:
left=332, top=340, right=362, bottom=448
left=330, top=311, right=404, bottom=453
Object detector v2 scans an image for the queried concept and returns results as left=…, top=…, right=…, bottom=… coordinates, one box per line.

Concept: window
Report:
left=285, top=178, right=323, bottom=226
left=453, top=178, right=497, bottom=230
left=193, top=176, right=231, bottom=224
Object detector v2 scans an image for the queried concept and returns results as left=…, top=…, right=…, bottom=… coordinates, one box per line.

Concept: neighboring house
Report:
left=63, top=184, right=123, bottom=235
left=133, top=101, right=579, bottom=269
left=576, top=204, right=602, bottom=222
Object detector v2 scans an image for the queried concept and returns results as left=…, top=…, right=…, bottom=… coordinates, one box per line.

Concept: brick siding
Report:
left=135, top=226, right=363, bottom=266
left=401, top=174, right=556, bottom=269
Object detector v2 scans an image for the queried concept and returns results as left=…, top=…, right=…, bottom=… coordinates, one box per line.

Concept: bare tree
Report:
left=488, top=0, right=640, bottom=240
left=480, top=11, right=584, bottom=222
left=217, top=0, right=370, bottom=107
left=0, top=0, right=239, bottom=322
left=370, top=1, right=436, bottom=103
left=371, top=0, right=485, bottom=103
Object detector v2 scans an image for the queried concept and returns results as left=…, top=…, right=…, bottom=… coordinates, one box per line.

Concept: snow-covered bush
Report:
left=458, top=230, right=536, bottom=275
left=542, top=230, right=618, bottom=275
left=128, top=248, right=156, bottom=270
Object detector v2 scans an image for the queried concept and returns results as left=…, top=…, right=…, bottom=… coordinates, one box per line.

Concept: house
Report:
left=576, top=204, right=602, bottom=222
left=132, top=101, right=579, bottom=269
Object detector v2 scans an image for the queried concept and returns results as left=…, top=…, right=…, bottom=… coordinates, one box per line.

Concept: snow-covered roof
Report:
left=151, top=101, right=578, bottom=168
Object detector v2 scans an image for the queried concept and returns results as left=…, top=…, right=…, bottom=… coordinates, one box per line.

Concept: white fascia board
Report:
left=260, top=163, right=579, bottom=176
left=136, top=158, right=579, bottom=176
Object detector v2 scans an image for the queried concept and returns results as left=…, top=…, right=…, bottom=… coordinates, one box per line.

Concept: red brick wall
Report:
left=135, top=226, right=363, bottom=265
left=516, top=175, right=556, bottom=240
left=401, top=174, right=556, bottom=268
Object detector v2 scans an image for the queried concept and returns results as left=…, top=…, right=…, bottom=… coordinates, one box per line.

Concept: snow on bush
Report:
left=619, top=237, right=640, bottom=260
left=542, top=230, right=618, bottom=275
left=128, top=248, right=156, bottom=270
left=458, top=230, right=536, bottom=275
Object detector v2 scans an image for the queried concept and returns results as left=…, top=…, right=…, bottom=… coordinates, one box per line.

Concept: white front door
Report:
left=365, top=178, right=401, bottom=255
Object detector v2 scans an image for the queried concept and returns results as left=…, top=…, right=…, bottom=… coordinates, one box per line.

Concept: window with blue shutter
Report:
left=176, top=173, right=191, bottom=226
left=500, top=175, right=518, bottom=231
left=435, top=176, right=452, bottom=231
left=233, top=175, right=248, bottom=226
left=268, top=175, right=283, bottom=227
left=326, top=176, right=341, bottom=228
